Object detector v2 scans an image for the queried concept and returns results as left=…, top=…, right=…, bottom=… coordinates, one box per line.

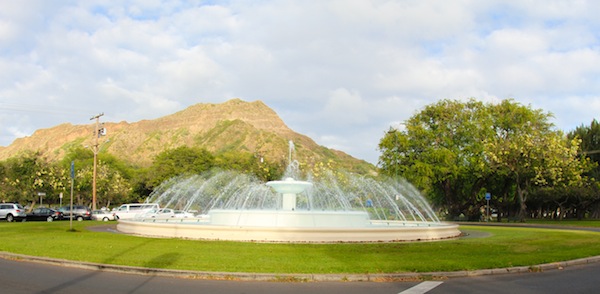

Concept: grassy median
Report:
left=1, top=221, right=600, bottom=274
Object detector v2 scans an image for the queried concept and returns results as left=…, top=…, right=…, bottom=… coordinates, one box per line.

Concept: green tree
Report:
left=61, top=147, right=135, bottom=208
left=215, top=151, right=282, bottom=181
left=379, top=99, right=493, bottom=219
left=485, top=100, right=588, bottom=221
left=0, top=151, right=66, bottom=206
left=569, top=119, right=600, bottom=179
left=379, top=98, right=589, bottom=221
left=147, top=146, right=216, bottom=187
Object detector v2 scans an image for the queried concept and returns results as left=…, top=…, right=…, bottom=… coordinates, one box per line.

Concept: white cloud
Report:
left=321, top=88, right=368, bottom=126
left=2, top=1, right=600, bottom=165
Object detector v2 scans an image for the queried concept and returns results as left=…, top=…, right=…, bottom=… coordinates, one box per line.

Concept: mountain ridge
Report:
left=0, top=99, right=374, bottom=173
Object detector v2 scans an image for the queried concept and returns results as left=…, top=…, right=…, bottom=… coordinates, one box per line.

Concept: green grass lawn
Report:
left=2, top=221, right=600, bottom=274
left=522, top=219, right=600, bottom=227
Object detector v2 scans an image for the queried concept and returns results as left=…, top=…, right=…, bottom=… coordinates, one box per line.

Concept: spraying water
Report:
left=120, top=140, right=459, bottom=242
left=147, top=164, right=440, bottom=223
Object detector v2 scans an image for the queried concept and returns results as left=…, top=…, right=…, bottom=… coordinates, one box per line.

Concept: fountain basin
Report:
left=265, top=177, right=313, bottom=194
left=209, top=209, right=369, bottom=227
left=117, top=219, right=460, bottom=242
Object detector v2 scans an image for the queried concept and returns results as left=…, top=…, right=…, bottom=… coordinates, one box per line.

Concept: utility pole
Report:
left=90, top=113, right=104, bottom=211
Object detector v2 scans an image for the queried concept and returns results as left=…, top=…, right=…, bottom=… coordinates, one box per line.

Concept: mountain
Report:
left=0, top=99, right=375, bottom=173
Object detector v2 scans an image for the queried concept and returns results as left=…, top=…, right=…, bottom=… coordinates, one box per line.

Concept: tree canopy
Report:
left=379, top=98, right=591, bottom=221
left=0, top=145, right=284, bottom=210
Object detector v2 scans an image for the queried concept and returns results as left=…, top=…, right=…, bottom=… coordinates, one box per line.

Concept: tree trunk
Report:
left=516, top=180, right=527, bottom=222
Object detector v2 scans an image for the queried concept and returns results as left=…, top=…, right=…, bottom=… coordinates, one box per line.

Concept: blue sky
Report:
left=1, top=0, right=600, bottom=164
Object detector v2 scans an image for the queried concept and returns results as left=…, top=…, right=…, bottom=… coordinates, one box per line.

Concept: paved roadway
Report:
left=433, top=262, right=600, bottom=293
left=1, top=257, right=600, bottom=294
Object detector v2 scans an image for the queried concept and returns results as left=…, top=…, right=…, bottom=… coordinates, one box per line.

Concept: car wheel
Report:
left=76, top=216, right=84, bottom=221
left=102, top=217, right=109, bottom=221
left=46, top=216, right=54, bottom=222
left=6, top=214, right=14, bottom=222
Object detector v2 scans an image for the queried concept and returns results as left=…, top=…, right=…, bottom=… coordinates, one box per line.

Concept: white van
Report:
left=113, top=203, right=159, bottom=220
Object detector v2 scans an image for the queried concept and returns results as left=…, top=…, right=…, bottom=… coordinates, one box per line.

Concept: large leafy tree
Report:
left=60, top=147, right=135, bottom=207
left=71, top=161, right=133, bottom=208
left=214, top=150, right=283, bottom=181
left=564, top=119, right=600, bottom=218
left=0, top=151, right=67, bottom=206
left=379, top=99, right=493, bottom=219
left=486, top=130, right=588, bottom=220
left=379, top=98, right=589, bottom=220
left=146, top=146, right=216, bottom=188
left=484, top=100, right=588, bottom=220
left=569, top=119, right=600, bottom=178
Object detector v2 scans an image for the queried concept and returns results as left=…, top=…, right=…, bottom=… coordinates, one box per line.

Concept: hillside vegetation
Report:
left=0, top=99, right=373, bottom=173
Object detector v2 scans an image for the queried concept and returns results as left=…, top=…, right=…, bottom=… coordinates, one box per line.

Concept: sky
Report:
left=1, top=0, right=600, bottom=165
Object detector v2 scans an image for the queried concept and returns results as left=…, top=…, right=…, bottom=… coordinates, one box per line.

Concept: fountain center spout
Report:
left=266, top=177, right=312, bottom=211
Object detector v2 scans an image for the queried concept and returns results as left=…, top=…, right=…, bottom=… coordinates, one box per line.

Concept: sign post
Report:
left=69, top=161, right=75, bottom=231
left=37, top=192, right=46, bottom=207
left=485, top=192, right=491, bottom=222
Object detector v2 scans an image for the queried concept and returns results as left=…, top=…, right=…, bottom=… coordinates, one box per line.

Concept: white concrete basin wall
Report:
left=116, top=220, right=461, bottom=242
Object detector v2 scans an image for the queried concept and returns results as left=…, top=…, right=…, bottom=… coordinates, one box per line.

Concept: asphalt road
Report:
left=2, top=257, right=600, bottom=294
left=432, top=262, right=600, bottom=293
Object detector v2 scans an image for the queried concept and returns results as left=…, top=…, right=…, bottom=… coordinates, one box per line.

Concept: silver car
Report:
left=0, top=203, right=27, bottom=222
left=91, top=209, right=115, bottom=221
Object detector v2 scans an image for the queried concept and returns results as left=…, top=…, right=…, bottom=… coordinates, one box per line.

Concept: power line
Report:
left=0, top=103, right=96, bottom=116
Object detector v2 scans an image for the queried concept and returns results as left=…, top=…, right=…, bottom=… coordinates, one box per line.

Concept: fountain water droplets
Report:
left=146, top=168, right=440, bottom=223
left=150, top=171, right=278, bottom=212
left=120, top=140, right=459, bottom=242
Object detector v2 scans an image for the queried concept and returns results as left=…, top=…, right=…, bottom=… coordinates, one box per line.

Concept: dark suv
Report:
left=0, top=203, right=27, bottom=222
left=58, top=205, right=92, bottom=221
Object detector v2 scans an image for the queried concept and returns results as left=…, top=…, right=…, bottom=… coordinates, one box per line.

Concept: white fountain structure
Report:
left=117, top=141, right=460, bottom=242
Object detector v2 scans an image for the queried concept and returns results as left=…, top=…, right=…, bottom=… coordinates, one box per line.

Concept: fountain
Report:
left=117, top=141, right=460, bottom=242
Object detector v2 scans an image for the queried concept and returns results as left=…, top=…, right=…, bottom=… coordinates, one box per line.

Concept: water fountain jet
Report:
left=117, top=142, right=460, bottom=242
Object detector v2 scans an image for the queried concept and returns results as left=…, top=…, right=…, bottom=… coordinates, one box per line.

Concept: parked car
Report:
left=142, top=208, right=194, bottom=219
left=0, top=203, right=27, bottom=222
left=113, top=203, right=160, bottom=220
left=57, top=205, right=92, bottom=221
left=145, top=208, right=175, bottom=218
left=91, top=210, right=115, bottom=221
left=173, top=210, right=194, bottom=218
left=26, top=208, right=63, bottom=222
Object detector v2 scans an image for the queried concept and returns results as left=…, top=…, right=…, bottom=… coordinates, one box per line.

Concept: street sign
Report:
left=485, top=192, right=491, bottom=222
left=37, top=192, right=46, bottom=206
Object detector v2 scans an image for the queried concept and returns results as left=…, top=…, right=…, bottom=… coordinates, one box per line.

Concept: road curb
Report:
left=2, top=251, right=600, bottom=282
